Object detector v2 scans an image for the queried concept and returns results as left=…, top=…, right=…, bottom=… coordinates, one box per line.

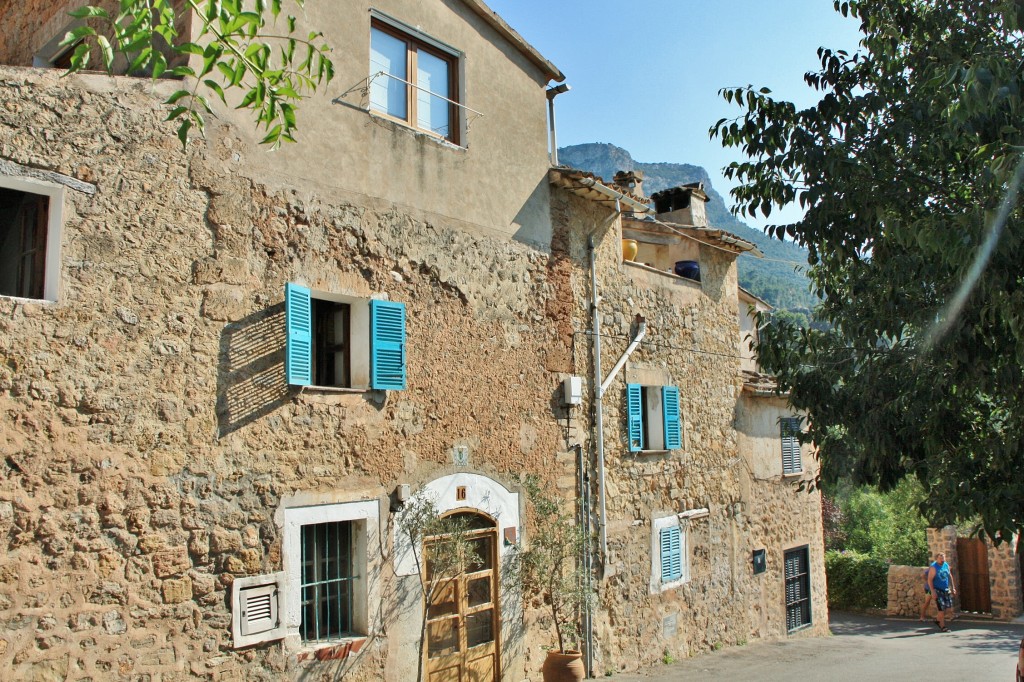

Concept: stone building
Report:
left=547, top=174, right=829, bottom=671
left=0, top=1, right=827, bottom=680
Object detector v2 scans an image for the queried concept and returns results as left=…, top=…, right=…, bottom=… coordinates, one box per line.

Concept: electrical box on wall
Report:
left=563, top=376, right=583, bottom=405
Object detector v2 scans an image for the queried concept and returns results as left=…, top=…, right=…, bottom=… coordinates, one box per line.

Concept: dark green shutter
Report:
left=781, top=417, right=802, bottom=474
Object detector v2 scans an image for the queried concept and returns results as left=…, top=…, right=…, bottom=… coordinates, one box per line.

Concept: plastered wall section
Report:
left=0, top=0, right=557, bottom=246
left=735, top=394, right=828, bottom=639
left=552, top=189, right=827, bottom=676
left=0, top=66, right=571, bottom=681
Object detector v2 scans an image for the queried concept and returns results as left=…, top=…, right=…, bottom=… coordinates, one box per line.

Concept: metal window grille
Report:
left=300, top=521, right=356, bottom=642
left=784, top=546, right=812, bottom=632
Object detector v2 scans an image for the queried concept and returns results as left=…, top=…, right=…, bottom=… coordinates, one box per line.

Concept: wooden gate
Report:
left=956, top=537, right=991, bottom=613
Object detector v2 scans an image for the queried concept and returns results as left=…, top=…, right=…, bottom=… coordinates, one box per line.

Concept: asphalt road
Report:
left=610, top=612, right=1024, bottom=682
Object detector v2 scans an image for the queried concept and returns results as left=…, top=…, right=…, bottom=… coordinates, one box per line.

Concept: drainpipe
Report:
left=546, top=84, right=570, bottom=166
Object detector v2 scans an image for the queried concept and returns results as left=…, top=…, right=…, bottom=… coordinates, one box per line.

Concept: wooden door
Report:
left=424, top=513, right=499, bottom=682
left=956, top=537, right=991, bottom=613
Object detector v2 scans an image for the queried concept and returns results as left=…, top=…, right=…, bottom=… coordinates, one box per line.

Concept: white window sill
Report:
left=0, top=294, right=57, bottom=305
left=781, top=471, right=804, bottom=479
left=652, top=576, right=690, bottom=594
left=300, top=386, right=366, bottom=394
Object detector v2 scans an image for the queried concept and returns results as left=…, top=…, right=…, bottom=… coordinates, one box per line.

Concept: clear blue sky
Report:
left=486, top=0, right=863, bottom=229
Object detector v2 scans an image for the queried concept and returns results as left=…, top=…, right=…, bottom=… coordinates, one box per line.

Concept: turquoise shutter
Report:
left=370, top=300, right=406, bottom=390
left=626, top=384, right=644, bottom=452
left=285, top=283, right=312, bottom=386
left=660, top=526, right=682, bottom=582
left=662, top=386, right=681, bottom=450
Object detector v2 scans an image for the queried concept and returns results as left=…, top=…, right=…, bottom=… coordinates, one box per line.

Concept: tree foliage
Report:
left=824, top=549, right=889, bottom=610
left=836, top=477, right=930, bottom=565
left=712, top=0, right=1024, bottom=542
left=63, top=0, right=333, bottom=147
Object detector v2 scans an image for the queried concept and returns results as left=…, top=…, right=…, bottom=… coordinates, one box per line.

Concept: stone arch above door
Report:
left=394, top=472, right=521, bottom=576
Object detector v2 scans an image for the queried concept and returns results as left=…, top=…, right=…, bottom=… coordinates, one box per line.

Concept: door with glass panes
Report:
left=423, top=511, right=499, bottom=682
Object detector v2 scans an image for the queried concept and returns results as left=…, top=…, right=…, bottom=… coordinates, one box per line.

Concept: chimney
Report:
left=651, top=182, right=709, bottom=227
left=612, top=170, right=645, bottom=200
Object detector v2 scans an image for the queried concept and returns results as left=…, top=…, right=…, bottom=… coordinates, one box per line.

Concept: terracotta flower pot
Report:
left=541, top=649, right=585, bottom=682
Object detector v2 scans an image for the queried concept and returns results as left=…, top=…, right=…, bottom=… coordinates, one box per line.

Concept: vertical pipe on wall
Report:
left=577, top=443, right=593, bottom=677
left=589, top=233, right=607, bottom=565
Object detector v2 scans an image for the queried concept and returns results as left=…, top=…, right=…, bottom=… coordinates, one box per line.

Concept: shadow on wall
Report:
left=217, top=303, right=293, bottom=437
left=512, top=176, right=555, bottom=248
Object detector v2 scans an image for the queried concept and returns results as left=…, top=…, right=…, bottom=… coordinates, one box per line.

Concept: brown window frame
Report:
left=0, top=188, right=49, bottom=300
left=369, top=19, right=460, bottom=145
left=312, top=298, right=352, bottom=389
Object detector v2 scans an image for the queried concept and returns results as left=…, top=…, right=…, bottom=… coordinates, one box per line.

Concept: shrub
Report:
left=824, top=549, right=888, bottom=610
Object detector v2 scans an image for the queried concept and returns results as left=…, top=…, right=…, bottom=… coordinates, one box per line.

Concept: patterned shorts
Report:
left=935, top=589, right=952, bottom=611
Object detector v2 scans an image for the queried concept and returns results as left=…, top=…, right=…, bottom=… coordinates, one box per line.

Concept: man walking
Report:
left=926, top=552, right=957, bottom=632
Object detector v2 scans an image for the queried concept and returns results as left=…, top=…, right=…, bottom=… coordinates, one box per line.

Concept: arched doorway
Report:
left=423, top=510, right=500, bottom=682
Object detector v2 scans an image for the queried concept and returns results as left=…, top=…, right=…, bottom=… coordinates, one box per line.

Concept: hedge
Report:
left=825, top=549, right=888, bottom=610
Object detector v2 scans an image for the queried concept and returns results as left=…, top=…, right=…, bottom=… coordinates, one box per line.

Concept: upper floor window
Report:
left=285, top=283, right=406, bottom=391
left=781, top=417, right=802, bottom=475
left=626, top=384, right=682, bottom=452
left=0, top=179, right=63, bottom=302
left=369, top=19, right=460, bottom=144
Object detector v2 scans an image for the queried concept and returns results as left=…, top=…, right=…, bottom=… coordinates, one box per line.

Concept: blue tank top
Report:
left=930, top=561, right=950, bottom=590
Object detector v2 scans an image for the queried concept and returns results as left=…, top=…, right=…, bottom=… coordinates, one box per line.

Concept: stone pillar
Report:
left=988, top=533, right=1023, bottom=620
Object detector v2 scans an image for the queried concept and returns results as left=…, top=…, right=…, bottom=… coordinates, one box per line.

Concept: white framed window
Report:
left=780, top=417, right=802, bottom=475
left=626, top=384, right=682, bottom=452
left=368, top=15, right=461, bottom=144
left=650, top=515, right=689, bottom=593
left=0, top=176, right=64, bottom=301
left=285, top=283, right=406, bottom=391
left=282, top=500, right=379, bottom=646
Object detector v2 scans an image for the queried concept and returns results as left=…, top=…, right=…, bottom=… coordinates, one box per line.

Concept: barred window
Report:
left=300, top=521, right=357, bottom=642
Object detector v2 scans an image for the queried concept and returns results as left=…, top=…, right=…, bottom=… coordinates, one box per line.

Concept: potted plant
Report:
left=520, top=477, right=593, bottom=682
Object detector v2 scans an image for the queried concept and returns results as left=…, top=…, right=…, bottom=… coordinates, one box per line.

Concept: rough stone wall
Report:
left=988, top=535, right=1022, bottom=619
left=0, top=67, right=570, bottom=681
left=888, top=565, right=929, bottom=618
left=927, top=527, right=1023, bottom=620
left=0, top=0, right=188, bottom=69
left=550, top=192, right=826, bottom=677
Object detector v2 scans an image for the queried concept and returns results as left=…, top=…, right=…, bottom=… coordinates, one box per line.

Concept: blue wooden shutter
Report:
left=662, top=386, right=681, bottom=450
left=626, top=384, right=644, bottom=452
left=370, top=300, right=406, bottom=390
left=781, top=417, right=802, bottom=474
left=285, top=283, right=312, bottom=386
left=660, top=526, right=682, bottom=582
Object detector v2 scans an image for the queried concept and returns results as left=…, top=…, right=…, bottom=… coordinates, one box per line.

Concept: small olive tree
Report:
left=519, top=477, right=592, bottom=654
left=396, top=493, right=480, bottom=682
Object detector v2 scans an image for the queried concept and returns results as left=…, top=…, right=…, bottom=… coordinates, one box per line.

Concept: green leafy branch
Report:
left=62, top=0, right=334, bottom=148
